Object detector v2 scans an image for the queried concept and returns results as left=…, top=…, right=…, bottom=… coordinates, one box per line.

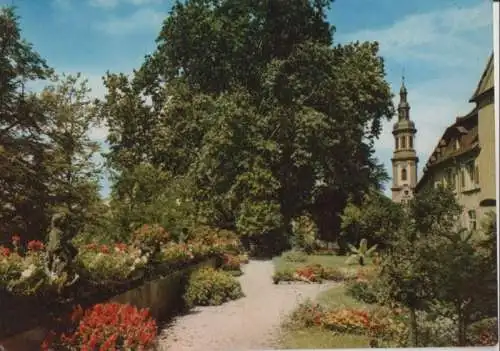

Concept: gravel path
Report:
left=157, top=260, right=334, bottom=351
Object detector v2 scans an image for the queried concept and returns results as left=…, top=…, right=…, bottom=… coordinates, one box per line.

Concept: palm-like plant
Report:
left=345, top=238, right=377, bottom=266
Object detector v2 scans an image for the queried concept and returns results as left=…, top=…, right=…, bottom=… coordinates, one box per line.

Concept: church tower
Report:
left=391, top=77, right=418, bottom=203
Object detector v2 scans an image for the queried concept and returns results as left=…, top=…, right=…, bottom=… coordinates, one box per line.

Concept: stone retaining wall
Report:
left=0, top=259, right=215, bottom=351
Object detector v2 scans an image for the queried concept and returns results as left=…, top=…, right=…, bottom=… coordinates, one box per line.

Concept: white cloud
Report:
left=341, top=1, right=492, bottom=69
left=89, top=0, right=118, bottom=8
left=96, top=8, right=166, bottom=35
left=339, top=1, right=493, bottom=194
left=89, top=0, right=163, bottom=9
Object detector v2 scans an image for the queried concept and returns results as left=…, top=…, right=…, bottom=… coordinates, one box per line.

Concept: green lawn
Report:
left=279, top=327, right=371, bottom=349
left=275, top=253, right=376, bottom=349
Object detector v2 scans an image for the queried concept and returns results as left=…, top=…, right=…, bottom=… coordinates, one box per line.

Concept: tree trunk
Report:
left=457, top=303, right=466, bottom=346
left=409, top=307, right=418, bottom=347
left=359, top=256, right=364, bottom=266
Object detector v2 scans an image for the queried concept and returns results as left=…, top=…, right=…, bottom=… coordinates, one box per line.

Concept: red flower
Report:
left=54, top=303, right=157, bottom=349
left=114, top=243, right=127, bottom=252
left=0, top=246, right=10, bottom=257
left=85, top=243, right=98, bottom=250
left=27, top=240, right=45, bottom=251
left=100, top=245, right=110, bottom=254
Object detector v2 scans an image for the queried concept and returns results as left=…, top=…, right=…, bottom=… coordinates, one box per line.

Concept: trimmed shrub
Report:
left=321, top=267, right=345, bottom=282
left=184, top=267, right=244, bottom=307
left=272, top=269, right=295, bottom=284
left=345, top=280, right=378, bottom=304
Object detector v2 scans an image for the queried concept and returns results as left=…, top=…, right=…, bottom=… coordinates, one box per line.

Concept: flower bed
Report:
left=273, top=264, right=345, bottom=284
left=41, top=303, right=158, bottom=350
left=0, top=224, right=239, bottom=341
left=287, top=300, right=405, bottom=343
left=75, top=243, right=148, bottom=287
left=0, top=237, right=72, bottom=297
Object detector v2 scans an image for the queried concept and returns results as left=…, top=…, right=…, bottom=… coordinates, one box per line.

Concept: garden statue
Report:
left=45, top=210, right=79, bottom=283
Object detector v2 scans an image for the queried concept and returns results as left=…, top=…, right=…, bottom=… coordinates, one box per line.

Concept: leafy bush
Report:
left=239, top=253, right=249, bottom=264
left=345, top=280, right=378, bottom=304
left=75, top=243, right=148, bottom=283
left=272, top=269, right=296, bottom=284
left=286, top=299, right=325, bottom=329
left=282, top=250, right=308, bottom=263
left=184, top=267, right=244, bottom=307
left=188, top=226, right=242, bottom=256
left=221, top=254, right=241, bottom=272
left=415, top=311, right=457, bottom=347
left=132, top=224, right=170, bottom=254
left=291, top=215, right=318, bottom=253
left=42, top=303, right=157, bottom=350
left=156, top=242, right=194, bottom=267
left=321, top=267, right=345, bottom=282
left=467, top=317, right=498, bottom=346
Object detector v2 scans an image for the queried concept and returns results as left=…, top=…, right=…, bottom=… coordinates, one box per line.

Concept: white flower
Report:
left=133, top=257, right=142, bottom=265
left=21, top=264, right=36, bottom=279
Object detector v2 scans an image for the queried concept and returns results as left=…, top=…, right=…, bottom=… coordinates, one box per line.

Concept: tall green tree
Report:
left=38, top=73, right=102, bottom=238
left=104, top=0, right=394, bottom=254
left=0, top=6, right=53, bottom=242
left=340, top=188, right=404, bottom=251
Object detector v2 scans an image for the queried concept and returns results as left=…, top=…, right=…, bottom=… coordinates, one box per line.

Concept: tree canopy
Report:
left=102, top=0, right=394, bottom=254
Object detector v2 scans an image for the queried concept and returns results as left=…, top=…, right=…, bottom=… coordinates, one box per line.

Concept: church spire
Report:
left=398, top=73, right=410, bottom=121
left=391, top=71, right=418, bottom=204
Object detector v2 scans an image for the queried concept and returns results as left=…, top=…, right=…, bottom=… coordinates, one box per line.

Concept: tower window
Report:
left=395, top=138, right=399, bottom=150
left=475, top=166, right=479, bottom=185
left=401, top=137, right=406, bottom=149
left=409, top=136, right=413, bottom=149
left=401, top=167, right=407, bottom=181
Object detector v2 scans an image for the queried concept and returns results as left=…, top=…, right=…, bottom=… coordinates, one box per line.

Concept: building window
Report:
left=395, top=138, right=399, bottom=150
left=401, top=168, right=407, bottom=181
left=468, top=210, right=477, bottom=231
left=455, top=139, right=460, bottom=151
left=409, top=136, right=413, bottom=149
left=475, top=166, right=479, bottom=185
left=446, top=169, right=455, bottom=188
left=460, top=169, right=465, bottom=188
left=401, top=137, right=406, bottom=149
left=467, top=161, right=475, bottom=187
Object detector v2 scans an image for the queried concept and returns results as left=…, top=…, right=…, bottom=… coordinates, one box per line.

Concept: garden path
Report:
left=157, top=260, right=334, bottom=351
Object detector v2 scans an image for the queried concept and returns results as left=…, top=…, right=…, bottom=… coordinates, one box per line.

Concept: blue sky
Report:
left=2, top=0, right=494, bottom=197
